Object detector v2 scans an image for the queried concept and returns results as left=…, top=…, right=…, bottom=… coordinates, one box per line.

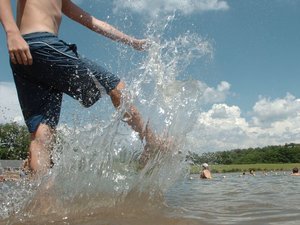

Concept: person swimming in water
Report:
left=200, top=163, right=212, bottom=179
left=291, top=167, right=300, bottom=176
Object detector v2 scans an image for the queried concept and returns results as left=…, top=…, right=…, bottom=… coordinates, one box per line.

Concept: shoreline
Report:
left=190, top=163, right=300, bottom=174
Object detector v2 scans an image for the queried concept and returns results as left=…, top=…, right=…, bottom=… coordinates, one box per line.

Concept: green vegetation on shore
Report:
left=0, top=123, right=29, bottom=160
left=188, top=143, right=300, bottom=174
left=187, top=143, right=300, bottom=165
left=190, top=163, right=299, bottom=174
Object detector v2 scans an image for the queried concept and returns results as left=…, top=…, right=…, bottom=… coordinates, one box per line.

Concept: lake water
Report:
left=1, top=171, right=300, bottom=225
left=166, top=172, right=300, bottom=225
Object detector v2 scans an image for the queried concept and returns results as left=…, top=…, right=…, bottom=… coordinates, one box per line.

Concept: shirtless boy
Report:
left=291, top=167, right=300, bottom=176
left=0, top=0, right=155, bottom=177
left=200, top=163, right=212, bottom=179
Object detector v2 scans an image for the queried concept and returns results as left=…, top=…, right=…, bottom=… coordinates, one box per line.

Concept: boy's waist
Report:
left=22, top=32, right=58, bottom=42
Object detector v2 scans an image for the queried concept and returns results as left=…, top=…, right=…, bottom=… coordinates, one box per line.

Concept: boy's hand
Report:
left=7, top=32, right=33, bottom=65
left=131, top=39, right=151, bottom=51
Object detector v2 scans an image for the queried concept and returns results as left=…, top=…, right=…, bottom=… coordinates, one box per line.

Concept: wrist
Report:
left=6, top=27, right=21, bottom=36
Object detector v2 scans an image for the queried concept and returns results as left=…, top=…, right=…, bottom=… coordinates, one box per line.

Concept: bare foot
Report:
left=138, top=122, right=173, bottom=168
left=23, top=175, right=61, bottom=215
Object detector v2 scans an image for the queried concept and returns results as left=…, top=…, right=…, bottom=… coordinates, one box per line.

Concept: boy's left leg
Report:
left=29, top=123, right=55, bottom=177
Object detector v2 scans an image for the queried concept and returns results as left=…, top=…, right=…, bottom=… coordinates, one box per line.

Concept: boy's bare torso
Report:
left=17, top=0, right=62, bottom=35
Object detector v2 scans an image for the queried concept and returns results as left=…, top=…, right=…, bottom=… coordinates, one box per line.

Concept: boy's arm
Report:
left=0, top=0, right=32, bottom=65
left=62, top=0, right=148, bottom=50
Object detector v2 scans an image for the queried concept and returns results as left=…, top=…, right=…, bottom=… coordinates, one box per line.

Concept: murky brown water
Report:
left=2, top=171, right=300, bottom=225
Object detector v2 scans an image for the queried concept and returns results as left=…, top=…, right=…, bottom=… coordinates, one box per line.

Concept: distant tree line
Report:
left=188, top=143, right=300, bottom=165
left=0, top=123, right=29, bottom=160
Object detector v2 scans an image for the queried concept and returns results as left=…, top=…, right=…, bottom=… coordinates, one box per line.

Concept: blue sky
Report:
left=1, top=0, right=300, bottom=152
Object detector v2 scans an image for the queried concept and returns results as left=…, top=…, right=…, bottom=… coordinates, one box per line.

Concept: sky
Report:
left=1, top=0, right=300, bottom=152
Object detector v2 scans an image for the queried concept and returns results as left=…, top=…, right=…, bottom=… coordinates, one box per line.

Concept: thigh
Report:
left=12, top=67, right=62, bottom=133
left=28, top=39, right=120, bottom=107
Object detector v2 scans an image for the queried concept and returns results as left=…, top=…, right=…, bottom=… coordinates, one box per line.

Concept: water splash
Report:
left=0, top=14, right=213, bottom=224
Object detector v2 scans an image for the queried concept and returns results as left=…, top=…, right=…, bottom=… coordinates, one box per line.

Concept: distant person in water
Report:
left=0, top=0, right=158, bottom=178
left=249, top=169, right=256, bottom=176
left=291, top=167, right=300, bottom=176
left=200, top=163, right=212, bottom=179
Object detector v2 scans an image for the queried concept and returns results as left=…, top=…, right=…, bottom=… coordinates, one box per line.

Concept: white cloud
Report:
left=201, top=81, right=230, bottom=104
left=160, top=80, right=230, bottom=109
left=252, top=93, right=300, bottom=127
left=199, top=104, right=248, bottom=128
left=113, top=0, right=229, bottom=17
left=0, top=82, right=23, bottom=124
left=187, top=93, right=300, bottom=153
left=188, top=104, right=250, bottom=151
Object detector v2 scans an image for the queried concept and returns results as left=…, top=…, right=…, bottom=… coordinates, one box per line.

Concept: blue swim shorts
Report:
left=10, top=32, right=120, bottom=133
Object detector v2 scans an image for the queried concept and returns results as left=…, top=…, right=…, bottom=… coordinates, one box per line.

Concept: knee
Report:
left=109, top=81, right=126, bottom=108
left=31, top=124, right=54, bottom=146
left=110, top=81, right=125, bottom=94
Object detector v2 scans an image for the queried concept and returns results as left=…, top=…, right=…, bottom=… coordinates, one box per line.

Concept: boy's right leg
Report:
left=108, top=81, right=164, bottom=168
left=109, top=81, right=147, bottom=139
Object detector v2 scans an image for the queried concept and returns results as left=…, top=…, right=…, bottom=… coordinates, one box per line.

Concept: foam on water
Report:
left=0, top=14, right=213, bottom=224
